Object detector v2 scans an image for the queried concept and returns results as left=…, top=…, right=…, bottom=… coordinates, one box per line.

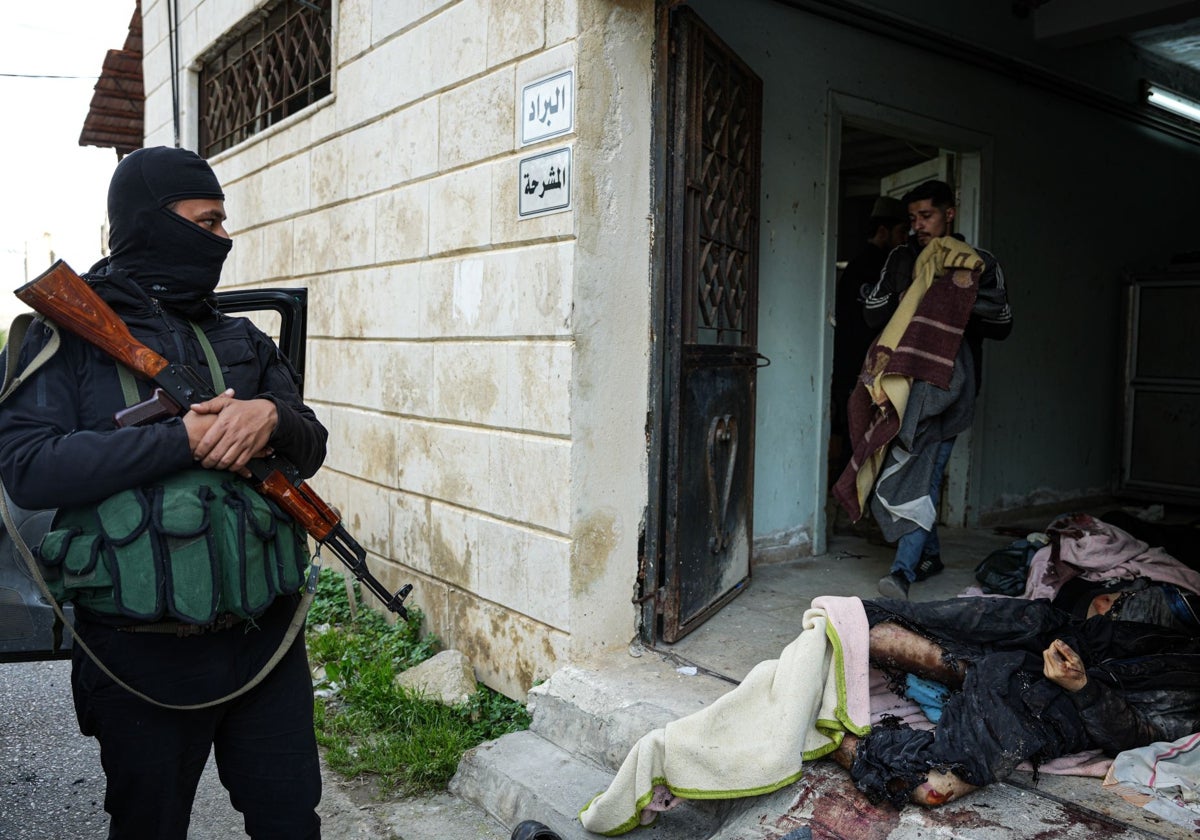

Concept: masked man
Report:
left=0, top=147, right=327, bottom=839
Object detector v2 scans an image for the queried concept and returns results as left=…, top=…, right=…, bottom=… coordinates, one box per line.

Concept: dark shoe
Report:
left=878, top=572, right=910, bottom=600
left=512, top=820, right=562, bottom=840
left=913, top=554, right=944, bottom=582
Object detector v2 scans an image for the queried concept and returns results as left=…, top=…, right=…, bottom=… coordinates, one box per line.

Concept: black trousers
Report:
left=71, top=597, right=321, bottom=840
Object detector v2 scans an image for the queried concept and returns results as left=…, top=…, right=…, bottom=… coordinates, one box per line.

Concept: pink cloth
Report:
left=1022, top=514, right=1200, bottom=601
left=813, top=594, right=872, bottom=726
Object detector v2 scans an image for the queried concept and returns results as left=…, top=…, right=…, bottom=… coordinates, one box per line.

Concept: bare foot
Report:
left=910, top=769, right=977, bottom=806
left=831, top=734, right=859, bottom=770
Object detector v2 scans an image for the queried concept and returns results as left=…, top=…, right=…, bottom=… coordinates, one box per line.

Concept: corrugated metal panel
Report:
left=78, top=0, right=143, bottom=157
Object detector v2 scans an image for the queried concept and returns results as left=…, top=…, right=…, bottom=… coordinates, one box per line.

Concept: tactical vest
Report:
left=38, top=469, right=309, bottom=623
left=35, top=322, right=310, bottom=624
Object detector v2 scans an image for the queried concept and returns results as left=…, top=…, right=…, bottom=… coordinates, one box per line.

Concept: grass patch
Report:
left=306, top=568, right=530, bottom=796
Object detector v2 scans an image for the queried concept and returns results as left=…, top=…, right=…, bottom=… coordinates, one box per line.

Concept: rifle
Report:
left=16, top=260, right=413, bottom=617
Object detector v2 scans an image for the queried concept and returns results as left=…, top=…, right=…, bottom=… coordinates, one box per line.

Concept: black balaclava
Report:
left=106, top=146, right=232, bottom=312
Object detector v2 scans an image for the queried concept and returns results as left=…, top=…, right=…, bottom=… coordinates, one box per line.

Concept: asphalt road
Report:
left=0, top=658, right=247, bottom=839
left=0, top=658, right=506, bottom=840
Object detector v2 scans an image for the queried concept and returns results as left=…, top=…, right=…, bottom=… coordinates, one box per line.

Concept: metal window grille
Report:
left=692, top=46, right=759, bottom=347
left=199, top=0, right=332, bottom=157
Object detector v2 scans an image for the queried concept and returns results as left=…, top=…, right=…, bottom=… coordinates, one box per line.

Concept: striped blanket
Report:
left=834, top=237, right=982, bottom=521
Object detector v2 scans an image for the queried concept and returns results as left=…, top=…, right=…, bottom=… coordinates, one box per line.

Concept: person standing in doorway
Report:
left=861, top=179, right=1012, bottom=599
left=830, top=196, right=909, bottom=484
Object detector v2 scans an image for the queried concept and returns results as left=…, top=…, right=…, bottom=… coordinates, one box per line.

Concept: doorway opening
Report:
left=827, top=122, right=983, bottom=543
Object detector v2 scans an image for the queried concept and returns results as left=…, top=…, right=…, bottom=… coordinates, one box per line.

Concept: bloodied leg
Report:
left=843, top=598, right=1143, bottom=809
left=831, top=621, right=980, bottom=805
left=866, top=621, right=968, bottom=688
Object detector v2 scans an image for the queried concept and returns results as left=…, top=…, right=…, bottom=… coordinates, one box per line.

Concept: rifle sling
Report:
left=0, top=314, right=60, bottom=404
left=116, top=320, right=226, bottom=407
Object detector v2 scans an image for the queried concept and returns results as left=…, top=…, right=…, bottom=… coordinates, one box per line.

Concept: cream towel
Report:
left=578, top=596, right=872, bottom=836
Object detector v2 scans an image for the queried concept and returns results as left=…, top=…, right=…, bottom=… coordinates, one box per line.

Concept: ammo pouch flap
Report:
left=1, top=476, right=316, bottom=712
left=39, top=468, right=310, bottom=624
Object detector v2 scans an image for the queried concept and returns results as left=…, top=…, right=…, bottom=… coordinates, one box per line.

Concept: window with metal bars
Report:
left=198, top=0, right=332, bottom=157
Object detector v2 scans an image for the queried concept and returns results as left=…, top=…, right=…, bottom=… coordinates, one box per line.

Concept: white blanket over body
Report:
left=578, top=596, right=872, bottom=835
left=1104, top=732, right=1200, bottom=829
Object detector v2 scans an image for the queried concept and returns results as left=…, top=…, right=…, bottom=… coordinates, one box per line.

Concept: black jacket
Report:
left=866, top=598, right=1200, bottom=760
left=0, top=266, right=327, bottom=510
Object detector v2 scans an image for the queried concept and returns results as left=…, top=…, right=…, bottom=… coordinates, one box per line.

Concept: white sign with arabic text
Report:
left=518, top=146, right=571, bottom=218
left=520, top=69, right=574, bottom=146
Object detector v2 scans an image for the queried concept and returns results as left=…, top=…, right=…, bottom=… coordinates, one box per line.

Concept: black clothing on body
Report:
left=852, top=597, right=1200, bottom=808
left=0, top=145, right=327, bottom=838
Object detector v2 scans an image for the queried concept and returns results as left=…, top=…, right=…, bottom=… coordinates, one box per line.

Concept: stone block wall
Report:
left=140, top=0, right=653, bottom=698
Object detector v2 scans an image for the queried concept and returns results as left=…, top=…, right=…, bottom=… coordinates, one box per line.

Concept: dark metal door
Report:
left=658, top=8, right=762, bottom=643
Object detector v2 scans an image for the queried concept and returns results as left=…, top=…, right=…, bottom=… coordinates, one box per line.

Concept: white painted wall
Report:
left=689, top=0, right=1200, bottom=549
left=139, top=0, right=652, bottom=698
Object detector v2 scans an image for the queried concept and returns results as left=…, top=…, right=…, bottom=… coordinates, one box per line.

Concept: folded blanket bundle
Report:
left=577, top=596, right=872, bottom=835
left=834, top=237, right=982, bottom=521
left=1024, top=513, right=1200, bottom=601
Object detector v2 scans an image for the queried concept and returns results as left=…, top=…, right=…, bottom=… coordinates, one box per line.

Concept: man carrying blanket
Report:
left=836, top=179, right=1012, bottom=600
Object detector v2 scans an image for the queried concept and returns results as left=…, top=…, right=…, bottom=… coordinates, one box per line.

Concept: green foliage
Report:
left=306, top=568, right=530, bottom=796
left=306, top=566, right=358, bottom=624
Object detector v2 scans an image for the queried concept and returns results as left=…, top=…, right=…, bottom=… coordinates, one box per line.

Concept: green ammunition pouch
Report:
left=36, top=469, right=310, bottom=624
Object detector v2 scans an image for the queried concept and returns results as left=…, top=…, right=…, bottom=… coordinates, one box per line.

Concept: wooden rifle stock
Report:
left=257, top=471, right=338, bottom=542
left=15, top=260, right=412, bottom=615
left=17, top=261, right=170, bottom=381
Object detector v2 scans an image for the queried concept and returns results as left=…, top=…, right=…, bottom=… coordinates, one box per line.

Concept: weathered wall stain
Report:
left=437, top=349, right=500, bottom=420
left=448, top=593, right=547, bottom=696
left=429, top=518, right=473, bottom=591
left=571, top=509, right=619, bottom=598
